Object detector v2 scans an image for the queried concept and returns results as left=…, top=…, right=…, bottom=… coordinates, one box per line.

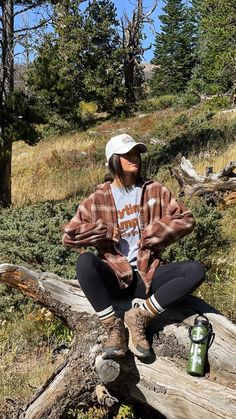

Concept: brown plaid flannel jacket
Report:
left=62, top=180, right=195, bottom=294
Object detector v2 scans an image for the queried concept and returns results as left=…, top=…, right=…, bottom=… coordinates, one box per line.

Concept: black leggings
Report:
left=76, top=252, right=205, bottom=313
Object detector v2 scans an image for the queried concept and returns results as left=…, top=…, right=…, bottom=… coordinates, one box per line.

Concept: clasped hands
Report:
left=112, top=226, right=145, bottom=249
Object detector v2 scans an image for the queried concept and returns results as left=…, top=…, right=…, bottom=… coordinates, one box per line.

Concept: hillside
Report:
left=0, top=99, right=236, bottom=416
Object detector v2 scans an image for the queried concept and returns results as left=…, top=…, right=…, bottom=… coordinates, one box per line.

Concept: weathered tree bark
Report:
left=172, top=157, right=236, bottom=204
left=0, top=0, right=14, bottom=207
left=0, top=139, right=12, bottom=208
left=121, top=1, right=157, bottom=103
left=0, top=263, right=236, bottom=419
left=0, top=0, right=53, bottom=208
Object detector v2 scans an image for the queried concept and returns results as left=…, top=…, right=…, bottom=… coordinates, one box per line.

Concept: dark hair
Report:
left=105, top=153, right=142, bottom=187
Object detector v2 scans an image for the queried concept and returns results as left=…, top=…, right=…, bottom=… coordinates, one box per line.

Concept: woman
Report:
left=62, top=133, right=204, bottom=358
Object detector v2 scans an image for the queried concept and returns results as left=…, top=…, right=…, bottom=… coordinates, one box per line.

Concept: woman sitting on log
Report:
left=62, top=134, right=205, bottom=359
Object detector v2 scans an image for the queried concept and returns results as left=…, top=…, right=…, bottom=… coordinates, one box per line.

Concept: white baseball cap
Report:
left=105, top=134, right=147, bottom=163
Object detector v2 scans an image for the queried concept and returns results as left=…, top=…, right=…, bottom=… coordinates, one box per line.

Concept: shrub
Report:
left=77, top=101, right=98, bottom=124
left=163, top=202, right=225, bottom=266
left=173, top=93, right=201, bottom=109
left=188, top=110, right=214, bottom=132
left=115, top=404, right=135, bottom=419
left=42, top=113, right=74, bottom=137
left=67, top=403, right=136, bottom=419
left=139, top=95, right=177, bottom=112
left=201, top=96, right=232, bottom=112
left=67, top=406, right=108, bottom=419
left=0, top=304, right=72, bottom=351
left=0, top=200, right=84, bottom=280
left=173, top=113, right=188, bottom=126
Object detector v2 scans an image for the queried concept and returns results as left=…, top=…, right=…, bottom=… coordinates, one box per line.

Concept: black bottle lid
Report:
left=194, top=315, right=209, bottom=327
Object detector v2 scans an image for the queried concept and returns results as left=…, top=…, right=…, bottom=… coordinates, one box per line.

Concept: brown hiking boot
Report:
left=124, top=307, right=153, bottom=358
left=102, top=316, right=128, bottom=358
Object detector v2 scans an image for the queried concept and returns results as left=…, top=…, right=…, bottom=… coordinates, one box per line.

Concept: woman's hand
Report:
left=112, top=226, right=120, bottom=243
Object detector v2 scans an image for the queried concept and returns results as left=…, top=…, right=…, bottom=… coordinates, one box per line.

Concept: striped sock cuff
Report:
left=143, top=295, right=164, bottom=316
left=96, top=305, right=115, bottom=321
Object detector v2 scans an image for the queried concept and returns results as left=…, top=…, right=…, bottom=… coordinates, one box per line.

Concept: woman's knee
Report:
left=76, top=252, right=98, bottom=279
left=186, top=260, right=205, bottom=285
left=76, top=251, right=97, bottom=268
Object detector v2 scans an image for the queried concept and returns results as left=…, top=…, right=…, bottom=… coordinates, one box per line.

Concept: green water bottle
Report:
left=187, top=315, right=213, bottom=377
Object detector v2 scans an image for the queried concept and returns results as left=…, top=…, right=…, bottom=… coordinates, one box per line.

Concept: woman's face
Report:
left=119, top=149, right=140, bottom=174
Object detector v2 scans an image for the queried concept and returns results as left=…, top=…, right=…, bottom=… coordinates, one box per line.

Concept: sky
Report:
left=14, top=0, right=165, bottom=64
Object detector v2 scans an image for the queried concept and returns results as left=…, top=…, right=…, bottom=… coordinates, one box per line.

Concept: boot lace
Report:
left=106, top=319, right=123, bottom=344
left=136, top=313, right=149, bottom=339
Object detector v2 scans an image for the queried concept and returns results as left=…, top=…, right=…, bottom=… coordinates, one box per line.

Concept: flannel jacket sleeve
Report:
left=62, top=195, right=113, bottom=247
left=140, top=185, right=195, bottom=250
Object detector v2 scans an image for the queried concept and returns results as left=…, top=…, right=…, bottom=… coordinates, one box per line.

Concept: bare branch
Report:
left=14, top=49, right=31, bottom=58
left=13, top=1, right=45, bottom=18
left=14, top=17, right=51, bottom=35
left=143, top=0, right=158, bottom=20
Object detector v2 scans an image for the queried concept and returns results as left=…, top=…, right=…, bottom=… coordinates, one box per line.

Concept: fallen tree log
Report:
left=0, top=263, right=235, bottom=419
left=172, top=157, right=236, bottom=204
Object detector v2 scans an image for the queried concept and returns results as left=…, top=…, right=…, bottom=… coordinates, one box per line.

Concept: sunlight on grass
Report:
left=0, top=350, right=54, bottom=404
left=193, top=142, right=236, bottom=175
left=11, top=109, right=187, bottom=207
left=0, top=306, right=70, bottom=410
left=12, top=133, right=107, bottom=206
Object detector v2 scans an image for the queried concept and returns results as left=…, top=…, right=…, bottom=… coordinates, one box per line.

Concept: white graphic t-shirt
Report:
left=111, top=183, right=142, bottom=268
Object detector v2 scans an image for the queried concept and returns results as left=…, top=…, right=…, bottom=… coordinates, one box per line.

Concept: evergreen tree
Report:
left=80, top=0, right=124, bottom=110
left=28, top=1, right=85, bottom=118
left=28, top=0, right=124, bottom=118
left=190, top=0, right=236, bottom=94
left=150, top=0, right=196, bottom=96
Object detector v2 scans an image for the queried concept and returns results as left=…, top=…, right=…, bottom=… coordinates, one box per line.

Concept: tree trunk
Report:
left=0, top=0, right=14, bottom=208
left=0, top=264, right=236, bottom=418
left=122, top=0, right=144, bottom=104
left=1, top=0, right=14, bottom=100
left=0, top=137, right=12, bottom=207
left=124, top=55, right=135, bottom=103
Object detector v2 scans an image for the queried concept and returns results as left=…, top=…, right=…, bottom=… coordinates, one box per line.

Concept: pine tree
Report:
left=28, top=1, right=85, bottom=117
left=190, top=0, right=236, bottom=94
left=150, top=0, right=196, bottom=96
left=80, top=0, right=124, bottom=110
left=28, top=0, right=124, bottom=117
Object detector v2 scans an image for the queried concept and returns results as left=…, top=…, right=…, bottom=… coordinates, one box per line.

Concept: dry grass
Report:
left=95, top=108, right=183, bottom=140
left=0, top=307, right=68, bottom=413
left=12, top=133, right=107, bottom=206
left=192, top=142, right=236, bottom=175
left=12, top=108, right=236, bottom=207
left=11, top=108, right=185, bottom=207
left=0, top=350, right=55, bottom=406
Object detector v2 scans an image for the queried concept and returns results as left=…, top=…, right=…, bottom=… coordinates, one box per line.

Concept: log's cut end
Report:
left=95, top=354, right=120, bottom=384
